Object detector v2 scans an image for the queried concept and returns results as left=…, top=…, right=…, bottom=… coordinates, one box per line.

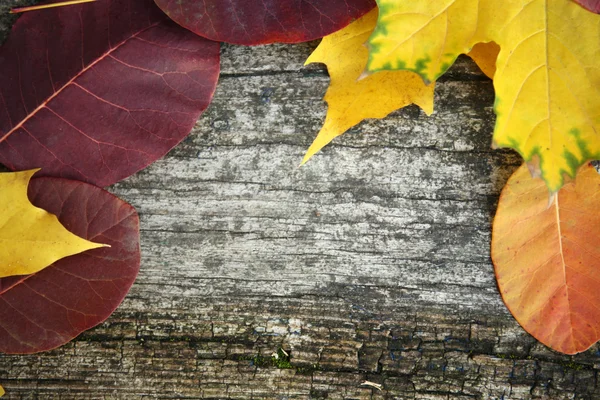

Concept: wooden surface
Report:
left=2, top=5, right=600, bottom=399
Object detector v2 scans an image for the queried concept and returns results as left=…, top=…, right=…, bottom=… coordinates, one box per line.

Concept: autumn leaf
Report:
left=154, top=0, right=376, bottom=45
left=366, top=1, right=496, bottom=82
left=367, top=0, right=600, bottom=192
left=0, top=170, right=105, bottom=279
left=492, top=163, right=600, bottom=354
left=0, top=177, right=140, bottom=354
left=302, top=11, right=497, bottom=163
left=0, top=0, right=220, bottom=187
left=574, top=0, right=600, bottom=13
left=0, top=385, right=4, bottom=397
left=302, top=8, right=434, bottom=164
left=467, top=42, right=500, bottom=80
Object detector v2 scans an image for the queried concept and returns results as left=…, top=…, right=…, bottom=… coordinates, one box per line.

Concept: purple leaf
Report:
left=573, top=0, right=600, bottom=13
left=155, top=0, right=376, bottom=45
left=0, top=0, right=220, bottom=187
left=0, top=177, right=140, bottom=354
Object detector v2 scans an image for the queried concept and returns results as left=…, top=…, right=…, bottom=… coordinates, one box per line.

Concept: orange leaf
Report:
left=492, top=163, right=600, bottom=354
left=466, top=42, right=500, bottom=79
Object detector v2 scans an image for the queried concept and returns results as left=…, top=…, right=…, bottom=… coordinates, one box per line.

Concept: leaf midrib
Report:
left=554, top=193, right=575, bottom=350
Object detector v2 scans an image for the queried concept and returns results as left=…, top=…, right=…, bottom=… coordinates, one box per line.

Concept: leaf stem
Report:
left=10, top=0, right=96, bottom=14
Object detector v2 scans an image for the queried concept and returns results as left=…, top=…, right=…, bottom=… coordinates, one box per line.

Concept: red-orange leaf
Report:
left=492, top=163, right=600, bottom=354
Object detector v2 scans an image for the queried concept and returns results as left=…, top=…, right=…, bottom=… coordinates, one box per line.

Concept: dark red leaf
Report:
left=154, top=0, right=376, bottom=45
left=0, top=177, right=140, bottom=354
left=573, top=0, right=600, bottom=13
left=0, top=0, right=220, bottom=187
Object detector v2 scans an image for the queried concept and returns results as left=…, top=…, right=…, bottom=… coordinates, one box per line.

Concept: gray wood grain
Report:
left=2, top=4, right=600, bottom=399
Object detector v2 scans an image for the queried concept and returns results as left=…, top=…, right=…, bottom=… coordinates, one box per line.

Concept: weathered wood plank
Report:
left=2, top=3, right=600, bottom=399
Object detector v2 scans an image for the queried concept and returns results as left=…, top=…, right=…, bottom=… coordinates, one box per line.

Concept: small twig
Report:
left=360, top=381, right=383, bottom=391
left=10, top=0, right=96, bottom=14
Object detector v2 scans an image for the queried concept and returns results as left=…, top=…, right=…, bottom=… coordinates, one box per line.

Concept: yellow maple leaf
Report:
left=0, top=384, right=4, bottom=397
left=301, top=8, right=434, bottom=164
left=0, top=170, right=106, bottom=278
left=367, top=0, right=600, bottom=192
left=367, top=0, right=501, bottom=82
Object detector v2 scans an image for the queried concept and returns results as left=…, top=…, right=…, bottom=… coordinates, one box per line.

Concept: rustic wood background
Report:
left=2, top=3, right=600, bottom=399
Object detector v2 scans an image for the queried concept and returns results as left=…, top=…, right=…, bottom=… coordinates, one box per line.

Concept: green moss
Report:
left=272, top=348, right=293, bottom=369
left=243, top=348, right=293, bottom=369
left=295, top=364, right=322, bottom=374
left=562, top=361, right=582, bottom=370
left=249, top=354, right=271, bottom=368
left=495, top=353, right=519, bottom=360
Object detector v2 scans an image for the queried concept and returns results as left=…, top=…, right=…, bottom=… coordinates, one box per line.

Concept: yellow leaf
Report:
left=0, top=384, right=4, bottom=397
left=0, top=170, right=106, bottom=278
left=367, top=0, right=500, bottom=82
left=302, top=8, right=434, bottom=164
left=368, top=0, right=600, bottom=192
left=492, top=0, right=600, bottom=192
left=467, top=42, right=500, bottom=79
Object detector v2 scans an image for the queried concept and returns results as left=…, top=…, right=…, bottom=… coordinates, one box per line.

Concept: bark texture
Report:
left=2, top=4, right=600, bottom=399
